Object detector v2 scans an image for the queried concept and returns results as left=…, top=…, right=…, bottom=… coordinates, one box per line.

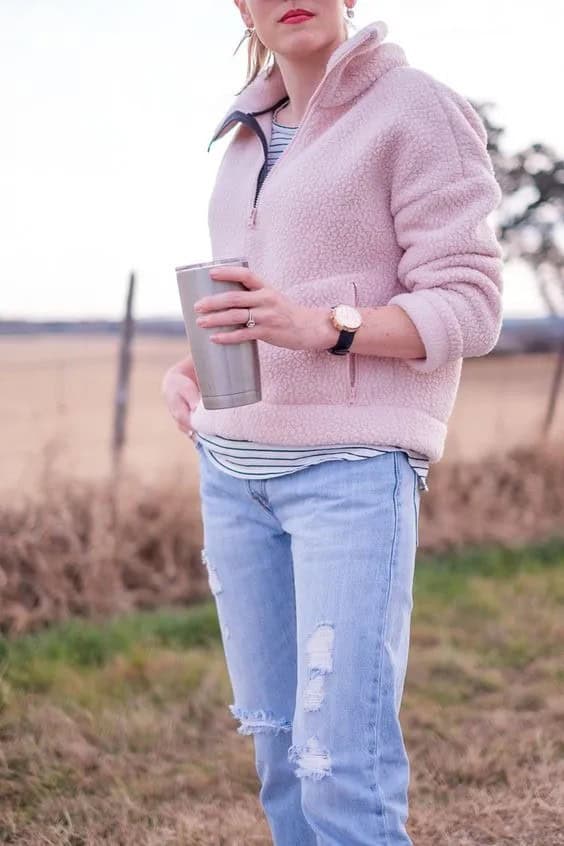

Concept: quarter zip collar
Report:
left=207, top=19, right=407, bottom=151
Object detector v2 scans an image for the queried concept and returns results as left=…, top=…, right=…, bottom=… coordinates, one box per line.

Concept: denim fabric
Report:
left=196, top=438, right=419, bottom=846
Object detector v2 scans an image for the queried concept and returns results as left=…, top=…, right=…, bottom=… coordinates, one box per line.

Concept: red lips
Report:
left=279, top=8, right=314, bottom=22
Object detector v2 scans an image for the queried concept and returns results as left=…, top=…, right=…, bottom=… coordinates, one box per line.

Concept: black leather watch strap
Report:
left=327, top=328, right=355, bottom=355
left=326, top=303, right=357, bottom=355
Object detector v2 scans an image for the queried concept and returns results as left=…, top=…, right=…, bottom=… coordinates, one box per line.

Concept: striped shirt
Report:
left=196, top=102, right=430, bottom=492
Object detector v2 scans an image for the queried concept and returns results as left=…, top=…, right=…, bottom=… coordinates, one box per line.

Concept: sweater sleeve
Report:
left=387, top=70, right=504, bottom=374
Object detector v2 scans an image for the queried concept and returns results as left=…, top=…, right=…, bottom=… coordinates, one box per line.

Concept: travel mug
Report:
left=175, top=257, right=262, bottom=409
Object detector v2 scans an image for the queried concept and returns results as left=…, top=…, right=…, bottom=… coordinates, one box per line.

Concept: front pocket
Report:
left=259, top=273, right=360, bottom=406
left=349, top=279, right=358, bottom=395
left=349, top=353, right=356, bottom=387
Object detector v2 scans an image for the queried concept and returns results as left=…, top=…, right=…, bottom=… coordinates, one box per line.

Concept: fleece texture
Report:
left=190, top=19, right=504, bottom=463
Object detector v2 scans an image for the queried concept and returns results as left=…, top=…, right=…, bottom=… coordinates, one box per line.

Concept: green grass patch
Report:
left=0, top=538, right=561, bottom=703
left=0, top=602, right=218, bottom=673
left=0, top=539, right=563, bottom=842
left=414, top=535, right=564, bottom=597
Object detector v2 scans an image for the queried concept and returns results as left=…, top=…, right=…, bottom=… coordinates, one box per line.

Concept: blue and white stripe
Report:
left=196, top=432, right=429, bottom=491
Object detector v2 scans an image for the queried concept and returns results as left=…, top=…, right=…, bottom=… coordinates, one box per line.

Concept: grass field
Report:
left=1, top=540, right=563, bottom=845
left=2, top=336, right=563, bottom=843
left=1, top=335, right=563, bottom=498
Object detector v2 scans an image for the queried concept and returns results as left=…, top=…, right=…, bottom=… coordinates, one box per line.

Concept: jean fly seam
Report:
left=245, top=479, right=276, bottom=516
left=371, top=450, right=400, bottom=846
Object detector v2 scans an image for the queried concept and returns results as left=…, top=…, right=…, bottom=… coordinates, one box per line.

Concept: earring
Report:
left=233, top=25, right=254, bottom=56
left=345, top=4, right=355, bottom=18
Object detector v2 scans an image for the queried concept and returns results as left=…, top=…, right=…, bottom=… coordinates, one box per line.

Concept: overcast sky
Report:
left=1, top=0, right=562, bottom=320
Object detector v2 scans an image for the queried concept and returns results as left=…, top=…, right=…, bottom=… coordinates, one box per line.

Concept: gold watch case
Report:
left=330, top=304, right=362, bottom=332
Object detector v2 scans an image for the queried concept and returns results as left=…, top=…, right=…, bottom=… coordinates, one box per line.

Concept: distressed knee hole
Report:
left=303, top=622, right=334, bottom=712
left=229, top=704, right=292, bottom=736
left=306, top=623, right=334, bottom=673
left=288, top=735, right=332, bottom=780
left=304, top=672, right=326, bottom=711
left=201, top=548, right=223, bottom=596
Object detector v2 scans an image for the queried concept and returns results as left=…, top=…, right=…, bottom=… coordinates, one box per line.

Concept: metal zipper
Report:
left=247, top=27, right=378, bottom=229
left=246, top=89, right=311, bottom=228
left=239, top=97, right=289, bottom=228
left=247, top=99, right=292, bottom=228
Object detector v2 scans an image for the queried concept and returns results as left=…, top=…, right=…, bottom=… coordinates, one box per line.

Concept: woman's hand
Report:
left=193, top=265, right=336, bottom=352
left=161, top=356, right=200, bottom=438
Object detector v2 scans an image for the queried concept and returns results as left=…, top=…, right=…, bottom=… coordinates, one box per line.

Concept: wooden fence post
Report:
left=543, top=335, right=564, bottom=436
left=112, top=270, right=136, bottom=477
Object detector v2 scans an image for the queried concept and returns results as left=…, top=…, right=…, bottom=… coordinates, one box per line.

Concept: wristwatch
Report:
left=326, top=304, right=363, bottom=355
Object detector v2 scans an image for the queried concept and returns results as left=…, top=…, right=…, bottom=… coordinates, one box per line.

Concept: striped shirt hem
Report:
left=195, top=433, right=430, bottom=491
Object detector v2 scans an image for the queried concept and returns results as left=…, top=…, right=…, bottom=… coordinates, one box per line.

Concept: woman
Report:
left=162, top=2, right=503, bottom=844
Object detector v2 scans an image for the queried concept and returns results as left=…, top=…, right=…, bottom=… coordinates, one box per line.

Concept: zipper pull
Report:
left=247, top=205, right=257, bottom=228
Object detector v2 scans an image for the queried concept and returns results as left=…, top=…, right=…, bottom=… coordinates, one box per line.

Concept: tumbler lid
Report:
left=175, top=256, right=247, bottom=273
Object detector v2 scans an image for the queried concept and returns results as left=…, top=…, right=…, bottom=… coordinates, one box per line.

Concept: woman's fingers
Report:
left=162, top=369, right=201, bottom=433
left=196, top=307, right=258, bottom=328
left=171, top=397, right=192, bottom=432
left=175, top=376, right=201, bottom=411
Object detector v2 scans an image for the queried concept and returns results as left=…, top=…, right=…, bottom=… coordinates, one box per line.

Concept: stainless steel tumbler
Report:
left=175, top=257, right=262, bottom=410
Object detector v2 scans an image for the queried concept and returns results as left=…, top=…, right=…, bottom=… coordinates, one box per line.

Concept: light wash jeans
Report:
left=195, top=438, right=420, bottom=846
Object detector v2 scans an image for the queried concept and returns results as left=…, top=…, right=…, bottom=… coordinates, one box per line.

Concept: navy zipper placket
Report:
left=245, top=27, right=378, bottom=229
left=206, top=99, right=288, bottom=229
left=246, top=96, right=292, bottom=229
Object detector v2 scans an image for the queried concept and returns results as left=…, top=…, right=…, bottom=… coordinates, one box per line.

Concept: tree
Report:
left=474, top=101, right=564, bottom=316
left=472, top=100, right=564, bottom=433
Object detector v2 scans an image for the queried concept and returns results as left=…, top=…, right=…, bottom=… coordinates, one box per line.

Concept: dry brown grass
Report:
left=419, top=441, right=564, bottom=551
left=0, top=543, right=563, bottom=844
left=2, top=338, right=563, bottom=842
left=1, top=438, right=563, bottom=636
left=0, top=459, right=206, bottom=636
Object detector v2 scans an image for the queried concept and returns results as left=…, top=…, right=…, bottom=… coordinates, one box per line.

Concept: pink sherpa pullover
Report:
left=190, top=19, right=504, bottom=463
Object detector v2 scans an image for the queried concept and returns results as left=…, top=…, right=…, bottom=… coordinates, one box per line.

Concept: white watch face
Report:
left=334, top=304, right=362, bottom=331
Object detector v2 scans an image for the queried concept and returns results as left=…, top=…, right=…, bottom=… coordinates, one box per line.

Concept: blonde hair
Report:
left=235, top=16, right=354, bottom=96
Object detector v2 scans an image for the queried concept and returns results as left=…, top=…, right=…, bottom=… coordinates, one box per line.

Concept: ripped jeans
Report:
left=196, top=439, right=419, bottom=846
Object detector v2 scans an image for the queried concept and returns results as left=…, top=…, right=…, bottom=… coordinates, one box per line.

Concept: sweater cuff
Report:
left=388, top=290, right=464, bottom=373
